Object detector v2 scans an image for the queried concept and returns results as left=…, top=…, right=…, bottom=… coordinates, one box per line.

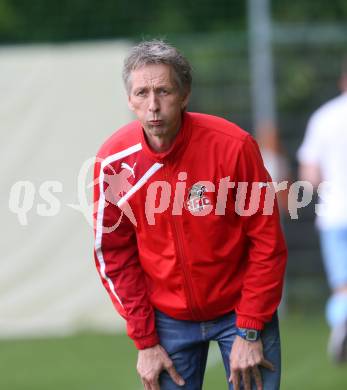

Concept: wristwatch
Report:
left=236, top=327, right=260, bottom=342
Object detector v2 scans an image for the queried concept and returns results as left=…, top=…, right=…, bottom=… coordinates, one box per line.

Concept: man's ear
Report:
left=128, top=95, right=135, bottom=111
left=181, top=90, right=191, bottom=110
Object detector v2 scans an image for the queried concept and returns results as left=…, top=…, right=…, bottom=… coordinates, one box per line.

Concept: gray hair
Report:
left=122, top=39, right=192, bottom=95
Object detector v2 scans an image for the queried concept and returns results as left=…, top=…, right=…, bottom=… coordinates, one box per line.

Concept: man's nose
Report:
left=148, top=92, right=159, bottom=112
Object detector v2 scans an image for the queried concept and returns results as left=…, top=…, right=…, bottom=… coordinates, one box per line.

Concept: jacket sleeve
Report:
left=234, top=135, right=288, bottom=330
left=93, top=157, right=159, bottom=349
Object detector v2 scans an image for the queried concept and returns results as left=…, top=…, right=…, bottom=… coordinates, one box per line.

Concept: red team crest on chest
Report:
left=185, top=184, right=213, bottom=214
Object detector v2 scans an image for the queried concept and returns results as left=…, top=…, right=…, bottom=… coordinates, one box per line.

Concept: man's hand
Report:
left=229, top=336, right=275, bottom=390
left=137, top=344, right=185, bottom=390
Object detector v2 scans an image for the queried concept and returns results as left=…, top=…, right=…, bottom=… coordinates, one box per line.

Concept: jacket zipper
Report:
left=162, top=165, right=200, bottom=320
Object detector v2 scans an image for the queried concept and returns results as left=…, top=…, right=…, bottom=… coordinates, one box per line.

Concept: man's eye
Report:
left=136, top=90, right=146, bottom=97
left=158, top=89, right=169, bottom=95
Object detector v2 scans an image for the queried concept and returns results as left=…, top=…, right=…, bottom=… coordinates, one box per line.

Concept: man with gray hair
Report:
left=93, top=40, right=287, bottom=390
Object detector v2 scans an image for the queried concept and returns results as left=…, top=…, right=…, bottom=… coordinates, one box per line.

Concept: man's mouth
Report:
left=148, top=120, right=163, bottom=126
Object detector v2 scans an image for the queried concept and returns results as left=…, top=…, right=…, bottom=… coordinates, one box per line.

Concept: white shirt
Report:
left=297, top=92, right=347, bottom=229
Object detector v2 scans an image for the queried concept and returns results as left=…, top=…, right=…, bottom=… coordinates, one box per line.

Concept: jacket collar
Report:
left=140, top=112, right=192, bottom=162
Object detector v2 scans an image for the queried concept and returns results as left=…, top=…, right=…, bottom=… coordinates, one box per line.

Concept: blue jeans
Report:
left=319, top=227, right=347, bottom=327
left=320, top=227, right=347, bottom=290
left=156, top=310, right=281, bottom=390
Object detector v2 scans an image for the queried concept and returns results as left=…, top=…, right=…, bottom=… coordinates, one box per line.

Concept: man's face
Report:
left=128, top=63, right=189, bottom=143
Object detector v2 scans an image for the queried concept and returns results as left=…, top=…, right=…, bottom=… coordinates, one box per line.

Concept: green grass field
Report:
left=1, top=313, right=346, bottom=390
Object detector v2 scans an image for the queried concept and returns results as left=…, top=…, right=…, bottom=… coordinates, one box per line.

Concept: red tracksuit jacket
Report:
left=93, top=112, right=287, bottom=349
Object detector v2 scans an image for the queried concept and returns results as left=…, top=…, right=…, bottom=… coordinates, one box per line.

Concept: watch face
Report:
left=247, top=330, right=258, bottom=341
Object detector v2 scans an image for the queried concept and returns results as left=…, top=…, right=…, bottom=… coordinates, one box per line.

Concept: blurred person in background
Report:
left=256, top=121, right=291, bottom=216
left=297, top=59, right=347, bottom=363
left=256, top=122, right=292, bottom=318
left=93, top=40, right=287, bottom=390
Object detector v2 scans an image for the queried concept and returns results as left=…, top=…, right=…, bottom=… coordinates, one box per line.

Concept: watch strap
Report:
left=236, top=327, right=260, bottom=341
